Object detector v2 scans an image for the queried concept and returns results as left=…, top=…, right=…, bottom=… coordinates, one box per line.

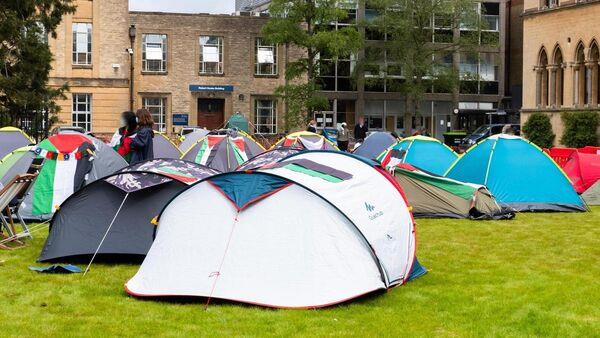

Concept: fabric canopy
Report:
left=377, top=136, right=458, bottom=176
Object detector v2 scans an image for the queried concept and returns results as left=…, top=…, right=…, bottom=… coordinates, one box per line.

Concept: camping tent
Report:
left=38, top=159, right=218, bottom=262
left=353, top=132, right=397, bottom=160
left=237, top=147, right=302, bottom=171
left=582, top=180, right=600, bottom=205
left=154, top=133, right=182, bottom=159
left=446, top=134, right=586, bottom=212
left=181, top=129, right=265, bottom=172
left=377, top=136, right=458, bottom=176
left=125, top=151, right=424, bottom=308
left=178, top=129, right=209, bottom=153
left=272, top=131, right=339, bottom=150
left=546, top=148, right=600, bottom=194
left=225, top=112, right=250, bottom=133
left=0, top=127, right=35, bottom=159
left=392, top=164, right=513, bottom=219
left=0, top=147, right=36, bottom=189
left=20, top=133, right=127, bottom=219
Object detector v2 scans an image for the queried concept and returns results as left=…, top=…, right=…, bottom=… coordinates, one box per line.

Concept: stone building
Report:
left=49, top=0, right=290, bottom=136
left=522, top=0, right=600, bottom=144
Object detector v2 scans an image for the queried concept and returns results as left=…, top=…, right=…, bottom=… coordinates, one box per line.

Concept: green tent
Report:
left=392, top=163, right=513, bottom=220
left=226, top=112, right=250, bottom=133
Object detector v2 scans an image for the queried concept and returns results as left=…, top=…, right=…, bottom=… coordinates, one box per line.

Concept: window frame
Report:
left=255, top=38, right=278, bottom=76
left=254, top=99, right=277, bottom=134
left=142, top=97, right=167, bottom=132
left=72, top=23, right=92, bottom=66
left=142, top=34, right=168, bottom=73
left=199, top=36, right=224, bottom=75
left=72, top=93, right=92, bottom=132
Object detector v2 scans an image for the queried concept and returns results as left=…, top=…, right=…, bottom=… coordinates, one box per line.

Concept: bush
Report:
left=522, top=113, right=555, bottom=148
left=560, top=111, right=600, bottom=148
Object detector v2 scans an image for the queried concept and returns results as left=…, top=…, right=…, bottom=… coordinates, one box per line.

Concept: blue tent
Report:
left=377, top=136, right=458, bottom=176
left=353, top=132, right=397, bottom=160
left=445, top=134, right=586, bottom=212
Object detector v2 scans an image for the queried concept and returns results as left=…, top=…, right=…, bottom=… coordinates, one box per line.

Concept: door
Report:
left=197, top=98, right=225, bottom=130
left=385, top=116, right=395, bottom=132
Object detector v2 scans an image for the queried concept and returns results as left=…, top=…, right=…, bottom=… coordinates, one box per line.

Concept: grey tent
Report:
left=237, top=147, right=302, bottom=171
left=181, top=129, right=265, bottom=172
left=38, top=159, right=219, bottom=262
left=19, top=133, right=128, bottom=220
left=154, top=133, right=182, bottom=159
left=392, top=163, right=514, bottom=219
left=0, top=147, right=37, bottom=189
left=179, top=129, right=209, bottom=153
left=582, top=180, right=600, bottom=205
left=0, top=127, right=35, bottom=160
left=353, top=132, right=397, bottom=160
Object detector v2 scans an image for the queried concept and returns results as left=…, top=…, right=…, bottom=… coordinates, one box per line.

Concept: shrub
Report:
left=522, top=113, right=555, bottom=149
left=560, top=111, right=600, bottom=148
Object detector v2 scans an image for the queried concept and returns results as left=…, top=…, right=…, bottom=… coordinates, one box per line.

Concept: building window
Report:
left=72, top=23, right=92, bottom=65
left=72, top=94, right=92, bottom=132
left=142, top=97, right=167, bottom=132
left=255, top=38, right=277, bottom=76
left=199, top=36, right=224, bottom=74
left=142, top=34, right=167, bottom=72
left=254, top=99, right=277, bottom=134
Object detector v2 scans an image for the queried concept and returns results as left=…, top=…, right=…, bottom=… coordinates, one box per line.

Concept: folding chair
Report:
left=0, top=174, right=37, bottom=248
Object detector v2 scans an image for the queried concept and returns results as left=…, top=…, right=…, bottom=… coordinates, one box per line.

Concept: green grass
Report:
left=1, top=208, right=599, bottom=337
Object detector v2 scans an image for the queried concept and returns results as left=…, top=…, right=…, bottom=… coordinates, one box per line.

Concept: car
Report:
left=459, top=124, right=520, bottom=150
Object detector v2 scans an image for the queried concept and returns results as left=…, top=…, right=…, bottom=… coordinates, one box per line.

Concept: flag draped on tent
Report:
left=31, top=134, right=95, bottom=215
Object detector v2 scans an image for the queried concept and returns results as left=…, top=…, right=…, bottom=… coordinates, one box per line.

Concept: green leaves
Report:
left=560, top=112, right=599, bottom=148
left=523, top=113, right=555, bottom=149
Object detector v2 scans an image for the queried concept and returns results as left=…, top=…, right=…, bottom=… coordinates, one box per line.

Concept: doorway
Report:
left=197, top=98, right=225, bottom=130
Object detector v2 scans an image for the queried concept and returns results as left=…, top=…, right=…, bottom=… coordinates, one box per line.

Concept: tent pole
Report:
left=83, top=193, right=129, bottom=276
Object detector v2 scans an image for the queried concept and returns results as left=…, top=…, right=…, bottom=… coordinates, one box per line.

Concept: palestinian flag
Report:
left=195, top=135, right=225, bottom=165
left=230, top=137, right=249, bottom=165
left=31, top=134, right=95, bottom=215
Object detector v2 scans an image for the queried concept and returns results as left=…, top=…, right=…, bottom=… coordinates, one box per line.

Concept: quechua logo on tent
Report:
left=365, top=202, right=383, bottom=221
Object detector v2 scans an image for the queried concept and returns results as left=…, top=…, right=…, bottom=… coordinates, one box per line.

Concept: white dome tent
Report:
left=126, top=151, right=423, bottom=308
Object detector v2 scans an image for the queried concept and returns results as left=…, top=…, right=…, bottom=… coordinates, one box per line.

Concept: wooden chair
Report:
left=0, top=174, right=37, bottom=249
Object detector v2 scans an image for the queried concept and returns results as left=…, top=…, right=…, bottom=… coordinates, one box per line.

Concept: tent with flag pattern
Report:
left=38, top=159, right=218, bottom=262
left=271, top=131, right=339, bottom=151
left=19, top=133, right=127, bottom=220
left=181, top=129, right=265, bottom=172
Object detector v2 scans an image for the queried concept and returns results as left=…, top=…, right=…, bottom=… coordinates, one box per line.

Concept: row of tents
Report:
left=0, top=125, right=597, bottom=308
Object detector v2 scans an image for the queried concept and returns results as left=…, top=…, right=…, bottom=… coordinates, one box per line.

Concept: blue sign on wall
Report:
left=172, top=113, right=189, bottom=126
left=189, top=85, right=234, bottom=92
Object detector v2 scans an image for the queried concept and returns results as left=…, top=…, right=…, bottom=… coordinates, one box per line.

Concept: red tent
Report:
left=546, top=148, right=600, bottom=193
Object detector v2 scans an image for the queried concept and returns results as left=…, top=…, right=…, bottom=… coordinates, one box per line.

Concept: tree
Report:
left=362, top=0, right=485, bottom=135
left=560, top=112, right=599, bottom=148
left=262, top=0, right=362, bottom=131
left=522, top=112, right=555, bottom=148
left=0, top=0, right=76, bottom=137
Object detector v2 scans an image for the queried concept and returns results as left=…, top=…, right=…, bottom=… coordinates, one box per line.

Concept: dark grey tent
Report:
left=237, top=147, right=302, bottom=171
left=353, top=132, right=397, bottom=160
left=178, top=129, right=209, bottom=153
left=181, top=129, right=265, bottom=172
left=38, top=159, right=219, bottom=262
left=0, top=127, right=35, bottom=160
left=154, top=133, right=182, bottom=159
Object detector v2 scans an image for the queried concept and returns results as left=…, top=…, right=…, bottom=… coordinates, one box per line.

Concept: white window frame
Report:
left=199, top=36, right=224, bottom=75
left=142, top=34, right=167, bottom=73
left=72, top=23, right=92, bottom=65
left=142, top=97, right=167, bottom=132
left=72, top=93, right=92, bottom=132
left=255, top=38, right=278, bottom=76
left=254, top=99, right=277, bottom=134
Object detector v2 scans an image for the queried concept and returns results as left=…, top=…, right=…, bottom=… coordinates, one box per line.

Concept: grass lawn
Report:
left=1, top=208, right=599, bottom=337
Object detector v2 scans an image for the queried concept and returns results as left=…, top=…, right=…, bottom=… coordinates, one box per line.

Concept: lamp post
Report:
left=128, top=24, right=136, bottom=112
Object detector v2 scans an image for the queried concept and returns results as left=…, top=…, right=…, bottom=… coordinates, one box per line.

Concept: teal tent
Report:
left=445, top=134, right=586, bottom=212
left=226, top=112, right=250, bottom=133
left=377, top=136, right=458, bottom=176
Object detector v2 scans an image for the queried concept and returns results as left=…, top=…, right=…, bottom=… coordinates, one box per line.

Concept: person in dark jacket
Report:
left=130, top=108, right=155, bottom=165
left=354, top=116, right=368, bottom=142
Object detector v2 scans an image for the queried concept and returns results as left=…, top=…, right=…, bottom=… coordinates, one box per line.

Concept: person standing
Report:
left=354, top=116, right=368, bottom=142
left=307, top=120, right=317, bottom=133
left=337, top=122, right=350, bottom=151
left=130, top=108, right=155, bottom=165
left=109, top=111, right=137, bottom=163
